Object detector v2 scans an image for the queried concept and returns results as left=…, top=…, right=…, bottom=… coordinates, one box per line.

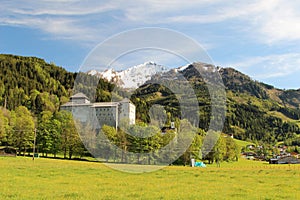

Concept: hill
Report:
left=0, top=54, right=113, bottom=113
left=0, top=54, right=74, bottom=112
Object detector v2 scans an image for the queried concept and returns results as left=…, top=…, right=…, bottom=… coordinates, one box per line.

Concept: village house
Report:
left=269, top=156, right=300, bottom=164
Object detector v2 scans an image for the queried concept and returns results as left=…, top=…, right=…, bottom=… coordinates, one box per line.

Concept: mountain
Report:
left=1, top=54, right=299, bottom=144
left=87, top=62, right=168, bottom=89
left=163, top=62, right=299, bottom=109
left=131, top=62, right=300, bottom=143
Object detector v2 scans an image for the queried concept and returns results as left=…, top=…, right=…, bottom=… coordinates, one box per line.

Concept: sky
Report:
left=1, top=0, right=300, bottom=89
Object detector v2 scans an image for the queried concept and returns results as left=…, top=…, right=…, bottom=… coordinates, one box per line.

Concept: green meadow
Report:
left=0, top=157, right=299, bottom=200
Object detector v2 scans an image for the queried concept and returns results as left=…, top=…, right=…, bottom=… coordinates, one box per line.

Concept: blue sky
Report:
left=1, top=0, right=300, bottom=89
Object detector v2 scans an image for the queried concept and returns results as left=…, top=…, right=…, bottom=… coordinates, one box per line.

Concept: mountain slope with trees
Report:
left=0, top=54, right=114, bottom=113
left=132, top=63, right=300, bottom=144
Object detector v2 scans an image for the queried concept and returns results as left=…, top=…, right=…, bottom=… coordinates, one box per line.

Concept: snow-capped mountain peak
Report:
left=87, top=62, right=169, bottom=89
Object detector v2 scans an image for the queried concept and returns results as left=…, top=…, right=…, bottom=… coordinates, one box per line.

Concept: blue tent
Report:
left=195, top=161, right=206, bottom=167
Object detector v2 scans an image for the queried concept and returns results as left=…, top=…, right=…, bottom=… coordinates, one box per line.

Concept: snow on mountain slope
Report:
left=173, top=63, right=190, bottom=73
left=87, top=62, right=169, bottom=89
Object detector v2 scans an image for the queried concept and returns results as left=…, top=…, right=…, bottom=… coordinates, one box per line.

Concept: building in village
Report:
left=269, top=156, right=300, bottom=164
left=60, top=93, right=135, bottom=129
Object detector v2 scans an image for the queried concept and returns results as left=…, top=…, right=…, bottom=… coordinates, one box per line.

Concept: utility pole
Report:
left=32, top=128, right=37, bottom=161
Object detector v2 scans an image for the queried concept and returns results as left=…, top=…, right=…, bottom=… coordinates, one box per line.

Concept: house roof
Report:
left=278, top=156, right=300, bottom=164
left=71, top=92, right=89, bottom=99
left=0, top=146, right=16, bottom=150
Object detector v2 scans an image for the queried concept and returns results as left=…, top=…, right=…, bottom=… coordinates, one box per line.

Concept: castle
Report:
left=60, top=93, right=135, bottom=129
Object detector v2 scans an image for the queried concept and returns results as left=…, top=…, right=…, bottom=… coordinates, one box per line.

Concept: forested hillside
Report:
left=0, top=54, right=73, bottom=111
left=0, top=54, right=113, bottom=113
left=132, top=63, right=300, bottom=144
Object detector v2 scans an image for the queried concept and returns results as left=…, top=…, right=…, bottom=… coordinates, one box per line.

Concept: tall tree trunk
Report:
left=69, top=150, right=73, bottom=160
left=121, top=150, right=124, bottom=163
left=63, top=146, right=67, bottom=159
left=114, top=147, right=117, bottom=162
left=137, top=153, right=140, bottom=164
left=148, top=154, right=151, bottom=165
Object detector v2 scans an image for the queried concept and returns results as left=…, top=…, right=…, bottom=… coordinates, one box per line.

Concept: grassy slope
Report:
left=234, top=138, right=255, bottom=149
left=268, top=111, right=300, bottom=126
left=1, top=157, right=299, bottom=200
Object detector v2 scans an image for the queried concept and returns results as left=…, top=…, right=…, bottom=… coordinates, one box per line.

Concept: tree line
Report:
left=0, top=106, right=84, bottom=159
left=79, top=119, right=240, bottom=165
left=0, top=105, right=239, bottom=165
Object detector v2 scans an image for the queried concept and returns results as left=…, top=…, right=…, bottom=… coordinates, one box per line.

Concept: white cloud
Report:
left=225, top=53, right=300, bottom=79
left=1, top=0, right=300, bottom=46
left=169, top=0, right=300, bottom=44
left=0, top=1, right=250, bottom=41
left=121, top=0, right=222, bottom=22
left=0, top=0, right=118, bottom=43
left=2, top=0, right=116, bottom=16
left=122, top=0, right=300, bottom=44
left=256, top=1, right=300, bottom=43
left=0, top=16, right=97, bottom=42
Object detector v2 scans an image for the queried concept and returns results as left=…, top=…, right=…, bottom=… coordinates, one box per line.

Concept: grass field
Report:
left=0, top=157, right=299, bottom=200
